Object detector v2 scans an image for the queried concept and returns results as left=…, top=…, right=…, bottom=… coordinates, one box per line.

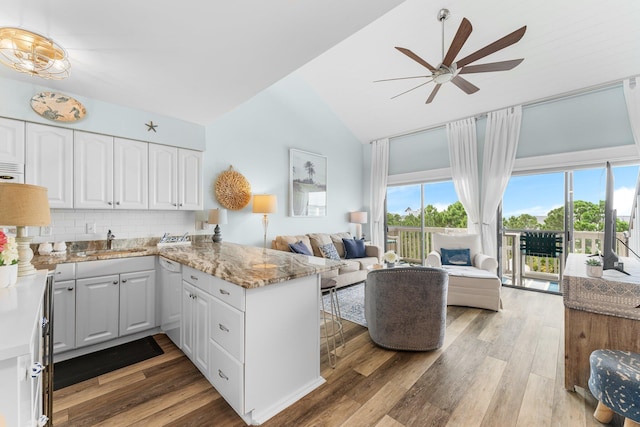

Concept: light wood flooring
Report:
left=52, top=287, right=621, bottom=426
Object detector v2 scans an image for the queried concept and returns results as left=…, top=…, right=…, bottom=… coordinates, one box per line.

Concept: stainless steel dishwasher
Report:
left=158, top=257, right=182, bottom=347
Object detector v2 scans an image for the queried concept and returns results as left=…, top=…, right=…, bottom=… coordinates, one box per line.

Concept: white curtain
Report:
left=481, top=106, right=522, bottom=258
left=370, top=138, right=389, bottom=248
left=446, top=118, right=481, bottom=235
left=624, top=77, right=640, bottom=154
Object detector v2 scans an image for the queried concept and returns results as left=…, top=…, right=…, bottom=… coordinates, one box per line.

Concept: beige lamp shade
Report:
left=0, top=183, right=51, bottom=226
left=252, top=194, right=277, bottom=214
left=208, top=208, right=228, bottom=225
left=349, top=211, right=368, bottom=224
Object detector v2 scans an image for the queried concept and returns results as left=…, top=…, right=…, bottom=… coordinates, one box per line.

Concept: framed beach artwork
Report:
left=289, top=149, right=327, bottom=217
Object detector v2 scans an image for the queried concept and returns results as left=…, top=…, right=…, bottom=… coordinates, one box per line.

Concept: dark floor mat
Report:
left=54, top=336, right=164, bottom=390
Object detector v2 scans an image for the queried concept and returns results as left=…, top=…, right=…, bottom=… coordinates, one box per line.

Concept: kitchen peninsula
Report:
left=35, top=241, right=343, bottom=425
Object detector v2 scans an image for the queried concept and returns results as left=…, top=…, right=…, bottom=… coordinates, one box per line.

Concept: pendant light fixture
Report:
left=0, top=27, right=70, bottom=80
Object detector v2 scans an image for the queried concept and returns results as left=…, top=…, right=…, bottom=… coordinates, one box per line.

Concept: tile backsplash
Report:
left=30, top=209, right=199, bottom=244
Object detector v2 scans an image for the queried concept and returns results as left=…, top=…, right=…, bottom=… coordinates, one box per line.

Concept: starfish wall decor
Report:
left=145, top=121, right=158, bottom=132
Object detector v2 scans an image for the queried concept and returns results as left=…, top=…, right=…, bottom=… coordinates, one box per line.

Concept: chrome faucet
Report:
left=107, top=229, right=116, bottom=250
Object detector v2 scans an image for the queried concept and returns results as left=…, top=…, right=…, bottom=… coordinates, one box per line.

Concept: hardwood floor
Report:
left=53, top=287, right=623, bottom=426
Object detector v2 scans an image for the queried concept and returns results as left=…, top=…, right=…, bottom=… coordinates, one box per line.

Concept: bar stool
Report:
left=320, top=278, right=345, bottom=368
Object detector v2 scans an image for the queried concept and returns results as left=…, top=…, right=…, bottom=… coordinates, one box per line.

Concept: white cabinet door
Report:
left=75, top=274, right=120, bottom=347
left=119, top=270, right=156, bottom=336
left=178, top=149, right=203, bottom=210
left=114, top=138, right=148, bottom=209
left=182, top=281, right=195, bottom=359
left=149, top=143, right=178, bottom=210
left=53, top=280, right=76, bottom=354
left=0, top=117, right=24, bottom=164
left=75, top=131, right=114, bottom=209
left=25, top=123, right=74, bottom=208
left=193, top=287, right=210, bottom=375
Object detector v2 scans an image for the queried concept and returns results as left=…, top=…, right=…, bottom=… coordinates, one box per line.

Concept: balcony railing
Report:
left=386, top=226, right=629, bottom=293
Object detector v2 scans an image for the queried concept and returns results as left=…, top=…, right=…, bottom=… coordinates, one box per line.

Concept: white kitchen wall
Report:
left=31, top=209, right=196, bottom=244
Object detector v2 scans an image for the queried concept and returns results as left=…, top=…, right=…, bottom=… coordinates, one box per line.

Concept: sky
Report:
left=387, top=165, right=639, bottom=218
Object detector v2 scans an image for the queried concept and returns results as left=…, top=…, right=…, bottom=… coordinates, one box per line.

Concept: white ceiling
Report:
left=2, top=0, right=640, bottom=144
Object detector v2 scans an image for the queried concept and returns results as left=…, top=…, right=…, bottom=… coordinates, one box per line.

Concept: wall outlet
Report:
left=40, top=225, right=52, bottom=236
left=86, top=222, right=96, bottom=234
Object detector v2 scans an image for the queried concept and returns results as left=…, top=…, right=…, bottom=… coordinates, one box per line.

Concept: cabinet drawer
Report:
left=54, top=263, right=75, bottom=281
left=211, top=276, right=245, bottom=311
left=182, top=265, right=212, bottom=292
left=210, top=340, right=244, bottom=415
left=209, top=297, right=244, bottom=362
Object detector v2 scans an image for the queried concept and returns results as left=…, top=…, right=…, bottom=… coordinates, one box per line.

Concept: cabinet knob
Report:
left=113, top=281, right=119, bottom=285
left=116, top=201, right=121, bottom=205
left=108, top=201, right=113, bottom=205
left=219, top=323, right=229, bottom=332
left=219, top=289, right=230, bottom=295
left=122, top=279, right=127, bottom=283
left=218, top=369, right=229, bottom=381
left=179, top=203, right=183, bottom=207
left=67, top=287, right=74, bottom=291
left=172, top=202, right=177, bottom=207
left=190, top=275, right=198, bottom=281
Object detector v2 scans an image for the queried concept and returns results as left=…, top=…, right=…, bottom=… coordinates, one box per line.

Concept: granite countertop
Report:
left=32, top=241, right=343, bottom=289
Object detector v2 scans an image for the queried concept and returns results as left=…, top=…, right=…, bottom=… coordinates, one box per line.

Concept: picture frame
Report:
left=289, top=149, right=327, bottom=217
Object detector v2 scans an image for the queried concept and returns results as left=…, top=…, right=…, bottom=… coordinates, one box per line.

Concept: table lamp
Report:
left=0, top=183, right=51, bottom=276
left=208, top=208, right=228, bottom=243
left=349, top=211, right=368, bottom=239
left=253, top=194, right=277, bottom=268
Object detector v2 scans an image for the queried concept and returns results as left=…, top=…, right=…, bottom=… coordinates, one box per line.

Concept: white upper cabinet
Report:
left=0, top=117, right=24, bottom=164
left=74, top=131, right=114, bottom=209
left=179, top=148, right=203, bottom=210
left=149, top=144, right=202, bottom=210
left=75, top=132, right=148, bottom=209
left=114, top=138, right=148, bottom=209
left=25, top=123, right=74, bottom=208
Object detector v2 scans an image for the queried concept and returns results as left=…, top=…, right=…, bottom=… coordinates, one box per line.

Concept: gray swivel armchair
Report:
left=365, top=267, right=448, bottom=351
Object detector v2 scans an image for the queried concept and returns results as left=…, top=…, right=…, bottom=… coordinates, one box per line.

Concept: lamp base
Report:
left=212, top=224, right=222, bottom=243
left=16, top=235, right=37, bottom=277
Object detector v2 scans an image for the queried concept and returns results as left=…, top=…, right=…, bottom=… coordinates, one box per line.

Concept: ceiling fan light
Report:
left=433, top=72, right=453, bottom=84
left=0, top=27, right=70, bottom=80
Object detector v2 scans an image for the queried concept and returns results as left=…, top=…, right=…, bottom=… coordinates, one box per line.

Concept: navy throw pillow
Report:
left=319, top=243, right=341, bottom=260
left=343, top=238, right=366, bottom=259
left=441, top=248, right=472, bottom=266
left=288, top=241, right=312, bottom=256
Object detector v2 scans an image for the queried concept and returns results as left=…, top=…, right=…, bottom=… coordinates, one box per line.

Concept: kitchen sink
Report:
left=74, top=248, right=148, bottom=257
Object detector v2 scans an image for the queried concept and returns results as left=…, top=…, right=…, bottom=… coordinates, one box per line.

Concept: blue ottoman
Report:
left=589, top=349, right=640, bottom=427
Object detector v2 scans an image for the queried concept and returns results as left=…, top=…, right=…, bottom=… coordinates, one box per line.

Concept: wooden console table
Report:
left=563, top=254, right=640, bottom=390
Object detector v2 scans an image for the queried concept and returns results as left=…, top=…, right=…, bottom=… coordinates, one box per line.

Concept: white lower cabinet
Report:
left=53, top=280, right=76, bottom=353
left=210, top=339, right=244, bottom=414
left=119, top=270, right=156, bottom=336
left=182, top=280, right=209, bottom=375
left=76, top=274, right=120, bottom=347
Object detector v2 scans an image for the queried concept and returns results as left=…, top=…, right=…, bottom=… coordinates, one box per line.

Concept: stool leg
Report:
left=594, top=401, right=614, bottom=424
left=321, top=289, right=337, bottom=368
left=331, top=288, right=345, bottom=349
left=624, top=419, right=640, bottom=427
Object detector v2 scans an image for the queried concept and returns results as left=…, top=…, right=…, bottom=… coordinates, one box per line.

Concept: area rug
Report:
left=54, top=336, right=163, bottom=390
left=323, top=282, right=367, bottom=327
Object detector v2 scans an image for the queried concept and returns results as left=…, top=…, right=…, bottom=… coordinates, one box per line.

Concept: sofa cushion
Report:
left=433, top=233, right=482, bottom=264
left=330, top=232, right=352, bottom=258
left=308, top=233, right=334, bottom=257
left=343, top=237, right=366, bottom=259
left=355, top=256, right=379, bottom=270
left=274, top=235, right=312, bottom=253
left=319, top=243, right=341, bottom=260
left=288, top=241, right=313, bottom=255
left=339, top=260, right=360, bottom=274
left=441, top=248, right=472, bottom=266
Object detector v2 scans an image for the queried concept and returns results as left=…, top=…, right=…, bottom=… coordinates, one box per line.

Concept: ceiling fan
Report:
left=376, top=8, right=527, bottom=104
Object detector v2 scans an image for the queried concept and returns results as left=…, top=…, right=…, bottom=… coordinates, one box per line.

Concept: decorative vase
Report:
left=386, top=262, right=395, bottom=268
left=0, top=264, right=18, bottom=288
left=586, top=265, right=603, bottom=278
left=38, top=242, right=53, bottom=255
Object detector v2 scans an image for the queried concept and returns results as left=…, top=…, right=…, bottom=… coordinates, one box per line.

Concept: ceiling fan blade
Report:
left=395, top=47, right=437, bottom=71
left=458, top=58, right=524, bottom=74
left=390, top=79, right=435, bottom=99
left=374, top=75, right=431, bottom=83
left=426, top=84, right=442, bottom=104
left=451, top=76, right=480, bottom=94
left=442, top=18, right=472, bottom=67
left=456, top=26, right=527, bottom=68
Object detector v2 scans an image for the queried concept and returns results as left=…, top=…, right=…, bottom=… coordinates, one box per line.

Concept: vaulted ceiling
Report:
left=2, top=0, right=640, bottom=143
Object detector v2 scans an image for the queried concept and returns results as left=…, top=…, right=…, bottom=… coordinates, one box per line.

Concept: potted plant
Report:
left=585, top=257, right=603, bottom=278
left=383, top=250, right=400, bottom=267
left=0, top=230, right=19, bottom=287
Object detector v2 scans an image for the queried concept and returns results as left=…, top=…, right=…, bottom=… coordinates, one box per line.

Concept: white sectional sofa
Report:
left=427, top=233, right=502, bottom=311
left=272, top=232, right=380, bottom=289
